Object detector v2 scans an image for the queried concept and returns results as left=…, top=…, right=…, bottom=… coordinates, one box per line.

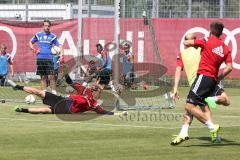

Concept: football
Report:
left=51, top=46, right=62, bottom=55
left=25, top=94, right=36, bottom=104
left=143, top=83, right=149, bottom=90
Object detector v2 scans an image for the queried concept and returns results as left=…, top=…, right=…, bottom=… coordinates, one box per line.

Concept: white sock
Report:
left=43, top=89, right=47, bottom=92
left=111, top=86, right=116, bottom=92
left=205, top=120, right=214, bottom=130
left=52, top=90, right=57, bottom=95
left=82, top=82, right=87, bottom=87
left=109, top=81, right=113, bottom=86
left=109, top=83, right=116, bottom=92
left=209, top=96, right=218, bottom=102
left=179, top=124, right=189, bottom=136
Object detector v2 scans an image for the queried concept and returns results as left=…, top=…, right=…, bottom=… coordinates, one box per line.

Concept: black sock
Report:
left=65, top=75, right=73, bottom=85
left=15, top=85, right=24, bottom=90
left=21, top=108, right=29, bottom=113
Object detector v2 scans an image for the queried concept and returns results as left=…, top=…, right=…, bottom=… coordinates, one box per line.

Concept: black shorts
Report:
left=209, top=83, right=224, bottom=97
left=42, top=92, right=72, bottom=114
left=97, top=69, right=111, bottom=85
left=187, top=74, right=217, bottom=106
left=0, top=75, right=6, bottom=86
left=36, top=59, right=54, bottom=76
left=123, top=72, right=135, bottom=84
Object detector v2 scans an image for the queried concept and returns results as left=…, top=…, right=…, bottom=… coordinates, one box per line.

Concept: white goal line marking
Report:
left=0, top=117, right=239, bottom=130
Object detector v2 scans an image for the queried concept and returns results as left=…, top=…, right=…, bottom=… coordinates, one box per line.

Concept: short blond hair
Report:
left=185, top=33, right=196, bottom=40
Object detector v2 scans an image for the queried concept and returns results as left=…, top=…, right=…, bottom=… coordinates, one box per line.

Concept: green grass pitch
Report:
left=0, top=86, right=240, bottom=160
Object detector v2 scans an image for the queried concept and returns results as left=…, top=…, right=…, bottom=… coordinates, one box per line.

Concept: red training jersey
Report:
left=194, top=36, right=232, bottom=80
left=69, top=95, right=105, bottom=114
left=70, top=82, right=93, bottom=98
left=68, top=82, right=105, bottom=114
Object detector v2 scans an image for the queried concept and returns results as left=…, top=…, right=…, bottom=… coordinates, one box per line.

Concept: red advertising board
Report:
left=0, top=18, right=239, bottom=77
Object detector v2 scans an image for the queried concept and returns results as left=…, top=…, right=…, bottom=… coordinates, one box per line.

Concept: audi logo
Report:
left=180, top=27, right=240, bottom=70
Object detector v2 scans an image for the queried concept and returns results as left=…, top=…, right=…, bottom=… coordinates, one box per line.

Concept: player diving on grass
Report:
left=8, top=74, right=126, bottom=116
left=171, top=33, right=231, bottom=145
left=172, top=22, right=232, bottom=144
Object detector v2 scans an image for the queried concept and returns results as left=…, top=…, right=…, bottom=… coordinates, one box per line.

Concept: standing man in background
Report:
left=0, top=44, right=14, bottom=86
left=122, top=43, right=135, bottom=89
left=95, top=44, right=121, bottom=94
left=96, top=44, right=112, bottom=88
left=29, top=19, right=61, bottom=94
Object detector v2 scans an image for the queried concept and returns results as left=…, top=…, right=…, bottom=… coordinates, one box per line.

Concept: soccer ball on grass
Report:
left=25, top=94, right=36, bottom=104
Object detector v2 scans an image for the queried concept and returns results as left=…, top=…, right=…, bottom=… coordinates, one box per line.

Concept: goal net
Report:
left=0, top=1, right=174, bottom=110
left=113, top=0, right=174, bottom=110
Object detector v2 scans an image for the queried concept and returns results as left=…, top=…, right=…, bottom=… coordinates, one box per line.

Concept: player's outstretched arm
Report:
left=99, top=110, right=114, bottom=115
left=92, top=104, right=128, bottom=116
left=65, top=74, right=86, bottom=94
left=63, top=64, right=80, bottom=89
left=92, top=104, right=114, bottom=115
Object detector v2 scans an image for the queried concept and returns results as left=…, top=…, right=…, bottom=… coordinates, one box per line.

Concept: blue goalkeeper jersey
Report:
left=31, top=32, right=60, bottom=59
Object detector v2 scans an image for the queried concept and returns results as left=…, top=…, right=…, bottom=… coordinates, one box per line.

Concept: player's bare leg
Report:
left=40, top=76, right=48, bottom=91
left=178, top=105, right=210, bottom=136
left=215, top=92, right=230, bottom=106
left=23, top=87, right=46, bottom=98
left=28, top=107, right=52, bottom=113
left=171, top=110, right=192, bottom=145
left=186, top=103, right=219, bottom=138
left=49, top=74, right=57, bottom=94
left=185, top=103, right=208, bottom=123
left=172, top=104, right=217, bottom=145
left=7, top=80, right=46, bottom=98
left=200, top=105, right=212, bottom=121
left=14, top=106, right=52, bottom=114
left=185, top=103, right=220, bottom=143
left=7, top=80, right=51, bottom=114
left=185, top=104, right=216, bottom=130
left=205, top=93, right=230, bottom=109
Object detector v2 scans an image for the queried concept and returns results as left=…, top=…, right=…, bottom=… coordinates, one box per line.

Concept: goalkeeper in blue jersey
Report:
left=29, top=19, right=62, bottom=95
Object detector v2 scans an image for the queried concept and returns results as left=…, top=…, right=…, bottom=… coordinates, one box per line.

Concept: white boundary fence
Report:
left=0, top=3, right=114, bottom=21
